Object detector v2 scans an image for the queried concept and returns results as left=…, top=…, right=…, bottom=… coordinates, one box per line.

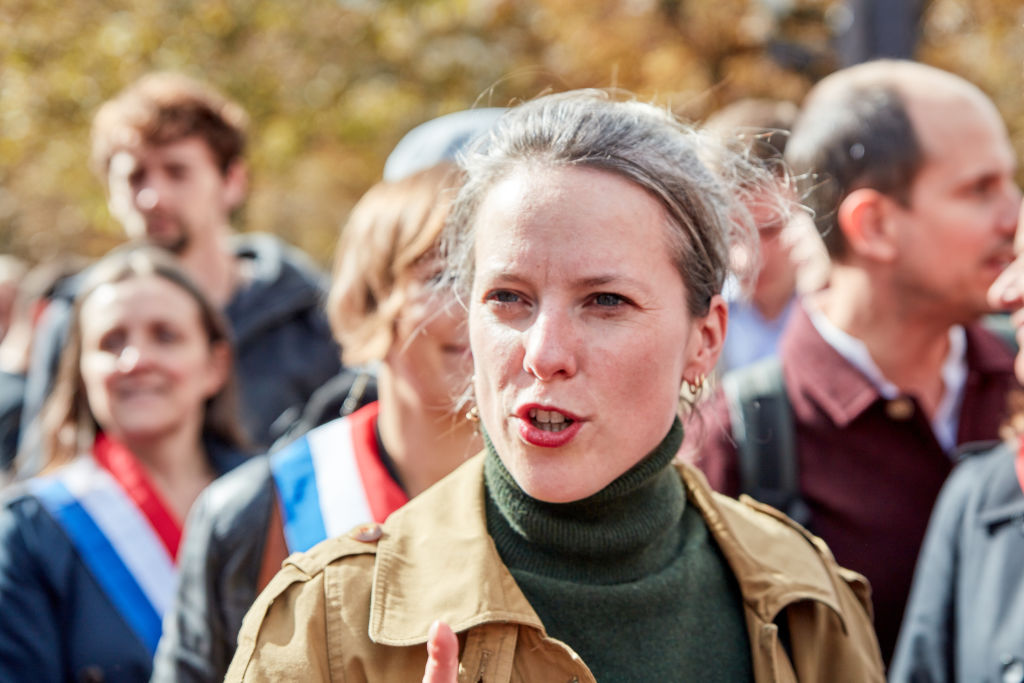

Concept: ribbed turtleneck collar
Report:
left=484, top=418, right=686, bottom=584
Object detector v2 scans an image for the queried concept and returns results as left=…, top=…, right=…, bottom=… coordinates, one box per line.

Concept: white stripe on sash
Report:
left=52, top=458, right=177, bottom=617
left=306, top=417, right=373, bottom=538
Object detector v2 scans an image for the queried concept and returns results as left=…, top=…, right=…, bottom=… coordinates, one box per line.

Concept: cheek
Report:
left=420, top=305, right=462, bottom=343
left=391, top=312, right=419, bottom=350
left=469, top=311, right=520, bottom=403
left=393, top=293, right=443, bottom=349
left=199, top=360, right=223, bottom=398
left=79, top=355, right=117, bottom=424
left=624, top=328, right=689, bottom=398
left=79, top=353, right=114, bottom=391
left=190, top=349, right=225, bottom=398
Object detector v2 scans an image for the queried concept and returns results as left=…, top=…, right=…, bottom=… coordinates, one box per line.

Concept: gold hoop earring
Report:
left=685, top=373, right=706, bottom=394
left=466, top=405, right=480, bottom=422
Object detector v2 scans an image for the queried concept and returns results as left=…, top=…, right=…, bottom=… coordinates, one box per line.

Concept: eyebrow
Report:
left=484, top=271, right=652, bottom=291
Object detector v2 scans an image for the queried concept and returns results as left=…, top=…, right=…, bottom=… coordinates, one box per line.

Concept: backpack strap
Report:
left=722, top=357, right=811, bottom=527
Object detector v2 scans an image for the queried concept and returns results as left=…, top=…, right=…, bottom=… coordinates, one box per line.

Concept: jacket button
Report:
left=350, top=523, right=382, bottom=542
left=1001, top=655, right=1024, bottom=683
left=885, top=397, right=915, bottom=421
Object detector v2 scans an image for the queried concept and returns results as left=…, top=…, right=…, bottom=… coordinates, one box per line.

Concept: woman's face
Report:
left=78, top=274, right=228, bottom=445
left=469, top=165, right=725, bottom=503
left=386, top=255, right=472, bottom=413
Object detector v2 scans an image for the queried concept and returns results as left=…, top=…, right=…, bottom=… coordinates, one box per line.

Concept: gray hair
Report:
left=442, top=89, right=784, bottom=316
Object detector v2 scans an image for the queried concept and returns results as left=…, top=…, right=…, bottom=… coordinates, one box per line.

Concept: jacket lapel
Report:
left=681, top=464, right=848, bottom=627
left=368, top=455, right=542, bottom=647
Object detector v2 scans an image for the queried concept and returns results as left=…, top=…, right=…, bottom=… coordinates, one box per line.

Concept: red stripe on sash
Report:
left=348, top=402, right=409, bottom=523
left=92, top=433, right=183, bottom=559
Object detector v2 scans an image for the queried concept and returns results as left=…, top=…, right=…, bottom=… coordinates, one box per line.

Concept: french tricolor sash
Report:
left=29, top=445, right=178, bottom=656
left=270, top=401, right=408, bottom=553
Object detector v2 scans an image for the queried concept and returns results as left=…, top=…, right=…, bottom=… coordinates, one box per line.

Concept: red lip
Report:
left=514, top=403, right=583, bottom=448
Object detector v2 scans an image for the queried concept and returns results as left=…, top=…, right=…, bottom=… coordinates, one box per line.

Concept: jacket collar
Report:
left=225, top=233, right=326, bottom=345
left=970, top=441, right=1024, bottom=528
left=780, top=303, right=1015, bottom=430
left=781, top=303, right=881, bottom=428
left=369, top=455, right=542, bottom=646
left=369, top=453, right=850, bottom=645
left=679, top=464, right=848, bottom=630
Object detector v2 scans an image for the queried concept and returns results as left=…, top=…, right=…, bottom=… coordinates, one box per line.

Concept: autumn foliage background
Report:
left=2, top=0, right=1023, bottom=266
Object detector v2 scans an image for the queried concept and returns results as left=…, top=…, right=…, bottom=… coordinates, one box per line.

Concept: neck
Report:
left=484, top=418, right=685, bottom=583
left=177, top=230, right=238, bottom=308
left=375, top=365, right=480, bottom=497
left=114, top=421, right=214, bottom=522
left=751, top=282, right=795, bottom=322
left=815, top=267, right=957, bottom=416
left=751, top=260, right=797, bottom=322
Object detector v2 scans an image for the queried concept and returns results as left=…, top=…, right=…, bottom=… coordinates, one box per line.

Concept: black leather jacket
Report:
left=151, top=456, right=277, bottom=683
left=151, top=371, right=376, bottom=683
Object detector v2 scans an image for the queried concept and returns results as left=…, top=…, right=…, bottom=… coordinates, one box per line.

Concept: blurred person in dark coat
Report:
left=890, top=212, right=1024, bottom=682
left=0, top=256, right=85, bottom=481
left=18, top=73, right=341, bottom=467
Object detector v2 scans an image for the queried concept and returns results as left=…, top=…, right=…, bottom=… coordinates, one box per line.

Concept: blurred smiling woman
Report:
left=228, top=92, right=884, bottom=682
left=0, top=247, right=248, bottom=682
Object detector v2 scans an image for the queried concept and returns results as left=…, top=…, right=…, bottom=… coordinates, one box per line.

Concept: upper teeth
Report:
left=530, top=408, right=566, bottom=424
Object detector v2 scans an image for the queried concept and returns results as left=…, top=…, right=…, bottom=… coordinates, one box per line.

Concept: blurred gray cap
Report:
left=383, top=107, right=506, bottom=182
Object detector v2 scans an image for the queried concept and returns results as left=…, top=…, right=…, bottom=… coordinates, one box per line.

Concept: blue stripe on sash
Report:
left=32, top=479, right=163, bottom=655
left=270, top=436, right=328, bottom=552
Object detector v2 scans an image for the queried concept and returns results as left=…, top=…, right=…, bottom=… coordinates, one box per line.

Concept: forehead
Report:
left=907, top=88, right=1013, bottom=181
left=472, top=165, right=679, bottom=281
left=111, top=135, right=219, bottom=174
left=80, top=274, right=202, bottom=329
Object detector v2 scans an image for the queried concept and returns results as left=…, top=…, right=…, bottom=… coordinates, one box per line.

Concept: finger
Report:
left=422, top=620, right=459, bottom=683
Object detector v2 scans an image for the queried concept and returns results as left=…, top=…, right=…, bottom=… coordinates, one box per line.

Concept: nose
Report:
left=115, top=345, right=143, bottom=373
left=136, top=186, right=161, bottom=212
left=522, top=309, right=578, bottom=381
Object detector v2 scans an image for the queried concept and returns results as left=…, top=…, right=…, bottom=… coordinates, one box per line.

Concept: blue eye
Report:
left=487, top=290, right=520, bottom=304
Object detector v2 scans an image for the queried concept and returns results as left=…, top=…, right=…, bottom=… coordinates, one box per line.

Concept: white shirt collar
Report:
left=804, top=301, right=968, bottom=454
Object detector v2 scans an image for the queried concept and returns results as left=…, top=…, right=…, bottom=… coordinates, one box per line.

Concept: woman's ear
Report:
left=204, top=341, right=232, bottom=399
left=682, top=294, right=728, bottom=383
left=837, top=188, right=898, bottom=262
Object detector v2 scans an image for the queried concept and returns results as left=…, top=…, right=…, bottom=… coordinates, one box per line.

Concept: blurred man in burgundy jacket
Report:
left=692, top=59, right=1021, bottom=665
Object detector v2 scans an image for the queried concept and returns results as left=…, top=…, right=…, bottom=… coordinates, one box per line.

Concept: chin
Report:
left=110, top=421, right=175, bottom=442
left=513, top=465, right=604, bottom=504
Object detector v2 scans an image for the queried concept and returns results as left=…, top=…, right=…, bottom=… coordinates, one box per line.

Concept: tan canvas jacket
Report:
left=227, top=455, right=884, bottom=682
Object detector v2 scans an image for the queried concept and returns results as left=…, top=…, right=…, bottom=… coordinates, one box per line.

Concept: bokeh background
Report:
left=2, top=0, right=1023, bottom=266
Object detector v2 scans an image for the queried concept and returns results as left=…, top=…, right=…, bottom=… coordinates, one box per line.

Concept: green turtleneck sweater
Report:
left=484, top=418, right=754, bottom=682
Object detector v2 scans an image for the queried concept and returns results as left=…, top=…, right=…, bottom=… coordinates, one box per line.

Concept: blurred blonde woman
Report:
left=152, top=163, right=480, bottom=682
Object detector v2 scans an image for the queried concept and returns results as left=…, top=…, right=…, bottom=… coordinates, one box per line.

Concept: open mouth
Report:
left=529, top=407, right=574, bottom=433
